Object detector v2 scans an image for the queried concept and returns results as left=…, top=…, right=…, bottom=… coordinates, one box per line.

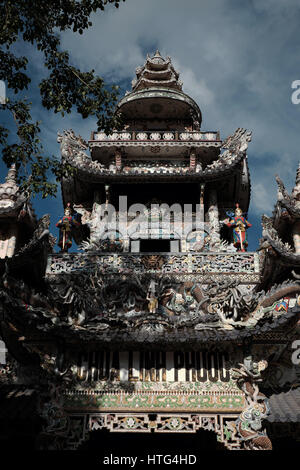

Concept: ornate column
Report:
left=199, top=183, right=205, bottom=225
left=0, top=236, right=9, bottom=259
left=115, top=148, right=122, bottom=171
left=6, top=227, right=17, bottom=257
left=0, top=225, right=17, bottom=258
left=189, top=148, right=196, bottom=171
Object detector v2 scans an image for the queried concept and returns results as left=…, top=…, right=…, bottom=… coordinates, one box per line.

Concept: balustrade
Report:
left=92, top=130, right=220, bottom=143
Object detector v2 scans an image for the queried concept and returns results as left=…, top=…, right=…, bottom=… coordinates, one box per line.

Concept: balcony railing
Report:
left=90, top=130, right=221, bottom=143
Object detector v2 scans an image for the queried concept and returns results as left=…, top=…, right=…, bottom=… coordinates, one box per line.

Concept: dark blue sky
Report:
left=1, top=0, right=300, bottom=252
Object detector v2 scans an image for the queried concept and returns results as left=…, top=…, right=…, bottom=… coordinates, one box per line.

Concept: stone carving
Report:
left=62, top=412, right=241, bottom=450
left=259, top=214, right=300, bottom=271
left=47, top=252, right=259, bottom=276
left=229, top=361, right=272, bottom=450
left=222, top=128, right=252, bottom=153
left=38, top=383, right=70, bottom=450
left=140, top=255, right=166, bottom=270
left=261, top=214, right=293, bottom=253
left=57, top=129, right=88, bottom=158
left=2, top=264, right=300, bottom=342
left=258, top=167, right=300, bottom=288
left=17, top=214, right=56, bottom=255
left=276, top=167, right=300, bottom=254
left=162, top=285, right=198, bottom=315
left=80, top=237, right=123, bottom=253
left=197, top=279, right=258, bottom=322
left=275, top=165, right=300, bottom=217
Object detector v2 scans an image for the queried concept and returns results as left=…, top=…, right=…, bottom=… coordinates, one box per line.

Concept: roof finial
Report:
left=5, top=164, right=17, bottom=183
left=131, top=50, right=182, bottom=92
left=295, top=162, right=300, bottom=187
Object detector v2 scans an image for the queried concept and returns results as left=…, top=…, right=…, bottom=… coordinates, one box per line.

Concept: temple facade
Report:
left=0, top=51, right=300, bottom=451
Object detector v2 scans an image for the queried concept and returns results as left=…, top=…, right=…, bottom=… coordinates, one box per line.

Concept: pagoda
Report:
left=0, top=51, right=299, bottom=451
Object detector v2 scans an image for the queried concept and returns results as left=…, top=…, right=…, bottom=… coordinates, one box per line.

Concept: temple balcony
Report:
left=89, top=130, right=221, bottom=161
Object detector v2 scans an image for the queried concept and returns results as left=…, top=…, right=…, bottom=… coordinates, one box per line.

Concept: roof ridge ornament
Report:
left=0, top=163, right=30, bottom=215
left=295, top=162, right=300, bottom=187
left=131, top=51, right=182, bottom=92
left=5, top=163, right=17, bottom=183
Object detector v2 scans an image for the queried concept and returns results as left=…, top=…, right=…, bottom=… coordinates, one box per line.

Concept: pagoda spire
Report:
left=0, top=163, right=19, bottom=203
left=132, top=50, right=182, bottom=92
left=5, top=163, right=17, bottom=183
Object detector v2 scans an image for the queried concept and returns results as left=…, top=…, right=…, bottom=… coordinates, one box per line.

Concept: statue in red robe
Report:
left=56, top=203, right=81, bottom=253
left=225, top=203, right=252, bottom=252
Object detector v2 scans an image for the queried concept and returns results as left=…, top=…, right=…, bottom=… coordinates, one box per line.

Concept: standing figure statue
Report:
left=147, top=279, right=158, bottom=313
left=56, top=203, right=81, bottom=253
left=225, top=203, right=252, bottom=252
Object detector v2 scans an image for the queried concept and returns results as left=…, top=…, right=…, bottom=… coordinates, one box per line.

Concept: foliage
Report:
left=0, top=0, right=125, bottom=197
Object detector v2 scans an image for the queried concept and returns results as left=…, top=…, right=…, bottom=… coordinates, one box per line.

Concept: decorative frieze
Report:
left=63, top=391, right=244, bottom=413
left=63, top=412, right=242, bottom=450
left=46, top=251, right=260, bottom=276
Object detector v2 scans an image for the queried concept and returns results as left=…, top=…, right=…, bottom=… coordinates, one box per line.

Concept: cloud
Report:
left=172, top=62, right=215, bottom=107
left=251, top=182, right=276, bottom=215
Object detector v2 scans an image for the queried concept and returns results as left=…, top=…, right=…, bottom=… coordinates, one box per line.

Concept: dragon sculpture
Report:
left=229, top=361, right=272, bottom=450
